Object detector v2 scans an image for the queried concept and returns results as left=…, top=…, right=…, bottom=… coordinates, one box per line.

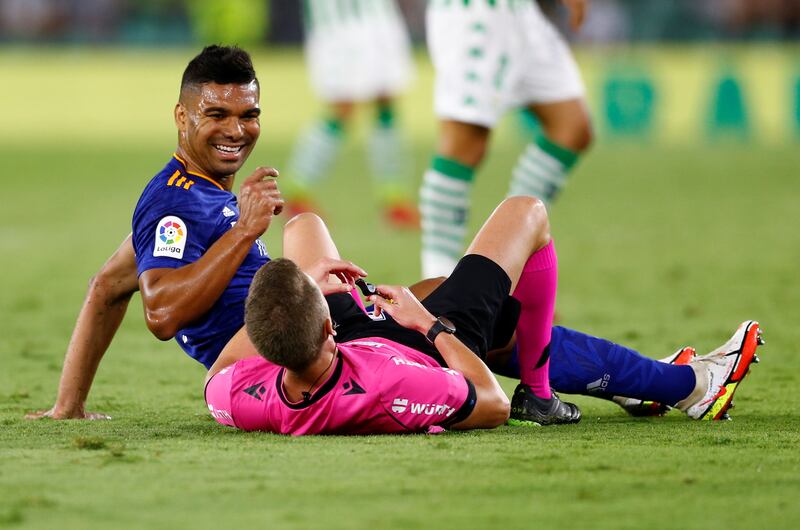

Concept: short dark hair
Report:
left=245, top=259, right=329, bottom=372
left=180, top=45, right=257, bottom=92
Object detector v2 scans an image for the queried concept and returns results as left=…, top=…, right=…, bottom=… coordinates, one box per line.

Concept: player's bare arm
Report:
left=370, top=285, right=510, bottom=429
left=27, top=234, right=139, bottom=420
left=140, top=167, right=282, bottom=340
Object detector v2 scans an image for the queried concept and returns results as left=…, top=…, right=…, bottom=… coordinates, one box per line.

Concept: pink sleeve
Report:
left=205, top=367, right=236, bottom=427
left=378, top=358, right=476, bottom=431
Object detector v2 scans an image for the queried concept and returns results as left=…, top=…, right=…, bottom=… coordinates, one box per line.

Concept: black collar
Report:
left=275, top=353, right=344, bottom=409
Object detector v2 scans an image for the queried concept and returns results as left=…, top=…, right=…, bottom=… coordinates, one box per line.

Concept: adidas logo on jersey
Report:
left=222, top=206, right=236, bottom=217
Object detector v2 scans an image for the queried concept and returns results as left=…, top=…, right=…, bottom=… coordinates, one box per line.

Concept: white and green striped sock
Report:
left=286, top=118, right=343, bottom=197
left=507, top=135, right=578, bottom=206
left=368, top=114, right=408, bottom=203
left=420, top=156, right=475, bottom=278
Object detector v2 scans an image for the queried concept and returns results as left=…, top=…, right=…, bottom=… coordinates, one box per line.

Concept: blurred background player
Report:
left=283, top=0, right=420, bottom=228
left=420, top=0, right=593, bottom=276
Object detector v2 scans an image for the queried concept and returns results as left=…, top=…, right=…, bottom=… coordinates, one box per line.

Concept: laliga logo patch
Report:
left=153, top=216, right=187, bottom=259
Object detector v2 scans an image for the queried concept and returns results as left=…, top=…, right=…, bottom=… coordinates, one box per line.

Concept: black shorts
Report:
left=327, top=254, right=518, bottom=367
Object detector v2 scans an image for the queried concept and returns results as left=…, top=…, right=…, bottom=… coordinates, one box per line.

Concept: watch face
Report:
left=439, top=317, right=456, bottom=333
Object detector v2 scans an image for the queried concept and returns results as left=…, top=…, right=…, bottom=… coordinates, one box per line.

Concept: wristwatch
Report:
left=426, top=316, right=456, bottom=344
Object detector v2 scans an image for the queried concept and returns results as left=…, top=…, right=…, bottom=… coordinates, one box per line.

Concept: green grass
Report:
left=1, top=49, right=800, bottom=530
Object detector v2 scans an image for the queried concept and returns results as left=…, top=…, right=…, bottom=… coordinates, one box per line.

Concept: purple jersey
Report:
left=205, top=338, right=476, bottom=435
left=131, top=155, right=270, bottom=368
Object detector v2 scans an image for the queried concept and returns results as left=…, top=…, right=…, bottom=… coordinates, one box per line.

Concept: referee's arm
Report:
left=369, top=285, right=510, bottom=430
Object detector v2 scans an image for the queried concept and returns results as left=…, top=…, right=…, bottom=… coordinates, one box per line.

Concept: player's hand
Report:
left=369, top=285, right=436, bottom=335
left=305, top=257, right=367, bottom=296
left=236, top=167, right=284, bottom=239
left=562, top=0, right=588, bottom=31
left=25, top=406, right=111, bottom=421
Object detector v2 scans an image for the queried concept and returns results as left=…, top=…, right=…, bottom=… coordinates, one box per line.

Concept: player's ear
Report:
left=174, top=103, right=187, bottom=132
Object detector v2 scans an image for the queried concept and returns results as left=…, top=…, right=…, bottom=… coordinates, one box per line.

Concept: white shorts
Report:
left=427, top=0, right=585, bottom=127
left=304, top=0, right=414, bottom=102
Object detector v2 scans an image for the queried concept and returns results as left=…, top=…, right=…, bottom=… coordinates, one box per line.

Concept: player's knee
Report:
left=572, top=115, right=593, bottom=153
left=284, top=212, right=325, bottom=234
left=437, top=121, right=490, bottom=168
left=499, top=196, right=551, bottom=248
left=437, top=140, right=487, bottom=168
left=500, top=196, right=549, bottom=230
left=541, top=108, right=593, bottom=153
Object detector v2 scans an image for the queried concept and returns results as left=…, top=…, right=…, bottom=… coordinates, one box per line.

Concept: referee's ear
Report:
left=324, top=317, right=336, bottom=338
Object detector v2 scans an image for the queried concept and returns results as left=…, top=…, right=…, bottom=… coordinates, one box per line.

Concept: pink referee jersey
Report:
left=205, top=338, right=475, bottom=435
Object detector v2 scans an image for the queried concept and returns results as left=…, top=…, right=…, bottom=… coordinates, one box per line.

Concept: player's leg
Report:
left=544, top=326, right=697, bottom=409
left=507, top=1, right=591, bottom=207
left=287, top=1, right=357, bottom=214
left=284, top=101, right=354, bottom=215
left=420, top=120, right=490, bottom=277
left=490, top=322, right=762, bottom=420
left=489, top=329, right=696, bottom=407
left=282, top=212, right=342, bottom=269
left=465, top=197, right=579, bottom=424
left=509, top=99, right=592, bottom=206
left=421, top=1, right=507, bottom=277
left=365, top=2, right=417, bottom=228
left=368, top=95, right=418, bottom=229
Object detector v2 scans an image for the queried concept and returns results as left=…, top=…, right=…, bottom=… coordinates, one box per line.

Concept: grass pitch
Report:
left=1, top=48, right=799, bottom=530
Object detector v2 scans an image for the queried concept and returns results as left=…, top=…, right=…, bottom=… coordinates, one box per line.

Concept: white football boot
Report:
left=680, top=321, right=763, bottom=420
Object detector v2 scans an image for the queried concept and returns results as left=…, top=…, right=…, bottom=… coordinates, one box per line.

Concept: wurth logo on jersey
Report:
left=391, top=398, right=408, bottom=413
left=391, top=397, right=456, bottom=418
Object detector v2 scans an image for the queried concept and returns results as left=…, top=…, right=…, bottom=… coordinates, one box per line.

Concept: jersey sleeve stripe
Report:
left=439, top=378, right=477, bottom=428
left=166, top=170, right=180, bottom=186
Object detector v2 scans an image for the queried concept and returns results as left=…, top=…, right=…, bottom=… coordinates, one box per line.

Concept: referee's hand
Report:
left=370, top=285, right=436, bottom=335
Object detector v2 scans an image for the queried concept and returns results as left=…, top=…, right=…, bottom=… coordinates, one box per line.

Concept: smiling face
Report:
left=174, top=81, right=261, bottom=186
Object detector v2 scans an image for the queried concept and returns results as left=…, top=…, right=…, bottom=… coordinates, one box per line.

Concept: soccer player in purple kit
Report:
left=28, top=45, right=761, bottom=426
left=131, top=46, right=285, bottom=369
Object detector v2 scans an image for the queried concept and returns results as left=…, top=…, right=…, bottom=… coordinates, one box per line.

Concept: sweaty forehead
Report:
left=186, top=81, right=260, bottom=109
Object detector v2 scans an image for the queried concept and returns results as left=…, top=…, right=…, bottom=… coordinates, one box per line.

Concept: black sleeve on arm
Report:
left=439, top=378, right=477, bottom=428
